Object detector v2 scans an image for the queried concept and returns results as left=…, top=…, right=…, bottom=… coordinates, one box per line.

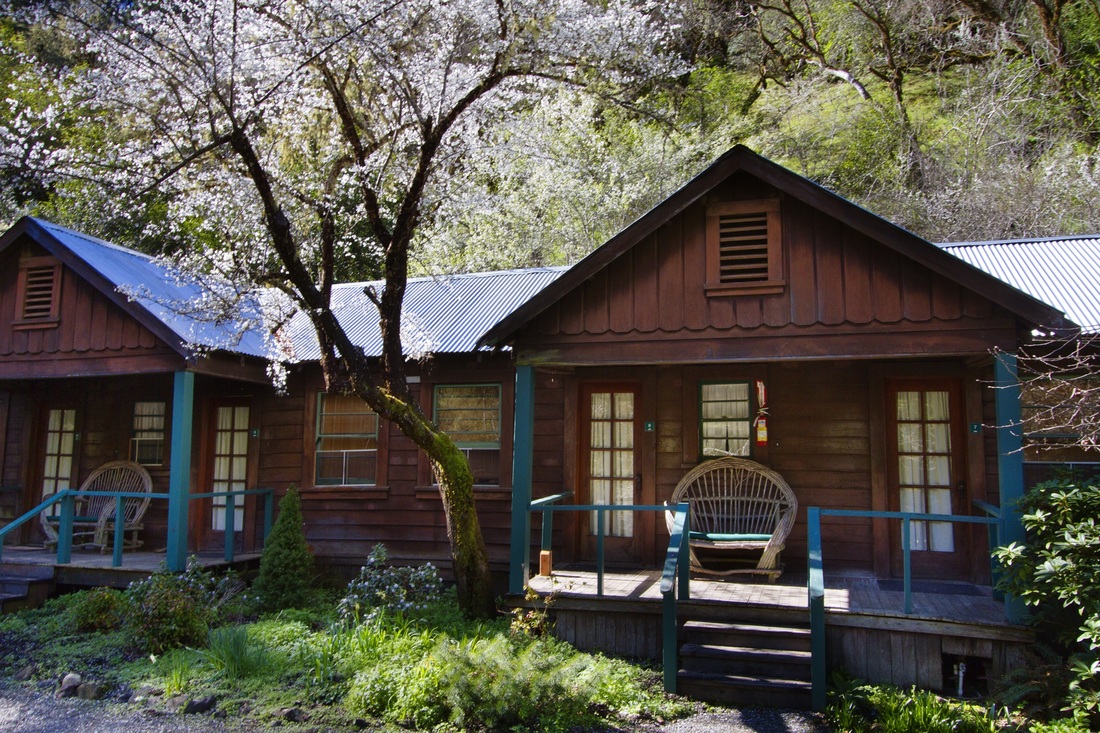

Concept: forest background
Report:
left=1, top=0, right=1098, bottom=276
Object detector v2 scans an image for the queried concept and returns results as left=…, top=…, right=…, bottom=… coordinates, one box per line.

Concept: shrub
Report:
left=994, top=479, right=1100, bottom=726
left=125, top=557, right=243, bottom=653
left=253, top=486, right=314, bottom=611
left=338, top=544, right=443, bottom=622
left=70, top=587, right=127, bottom=632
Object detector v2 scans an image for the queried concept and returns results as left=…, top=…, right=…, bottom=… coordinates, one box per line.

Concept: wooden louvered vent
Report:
left=705, top=198, right=784, bottom=296
left=15, top=257, right=61, bottom=327
left=717, top=211, right=770, bottom=284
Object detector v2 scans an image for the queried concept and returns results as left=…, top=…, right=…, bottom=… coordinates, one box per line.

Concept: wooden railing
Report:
left=806, top=507, right=1003, bottom=711
left=0, top=488, right=274, bottom=568
left=527, top=497, right=692, bottom=693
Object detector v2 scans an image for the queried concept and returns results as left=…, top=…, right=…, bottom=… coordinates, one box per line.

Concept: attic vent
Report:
left=705, top=199, right=784, bottom=296
left=717, top=212, right=770, bottom=284
left=15, top=258, right=61, bottom=328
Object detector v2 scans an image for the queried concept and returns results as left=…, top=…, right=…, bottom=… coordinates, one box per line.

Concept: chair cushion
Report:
left=689, top=531, right=772, bottom=542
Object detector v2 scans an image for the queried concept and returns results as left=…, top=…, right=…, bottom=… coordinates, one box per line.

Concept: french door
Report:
left=198, top=401, right=251, bottom=548
left=886, top=379, right=969, bottom=579
left=579, top=384, right=641, bottom=565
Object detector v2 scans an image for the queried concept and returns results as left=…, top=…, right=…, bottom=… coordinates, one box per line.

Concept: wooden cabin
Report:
left=0, top=148, right=1092, bottom=705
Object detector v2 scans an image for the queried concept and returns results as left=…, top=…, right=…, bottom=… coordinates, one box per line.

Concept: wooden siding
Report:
left=0, top=247, right=181, bottom=378
left=519, top=187, right=1019, bottom=365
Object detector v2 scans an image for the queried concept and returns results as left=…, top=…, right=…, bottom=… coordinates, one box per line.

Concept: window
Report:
left=434, top=384, right=501, bottom=485
left=705, top=199, right=783, bottom=296
left=15, top=257, right=61, bottom=328
left=316, top=393, right=378, bottom=486
left=130, top=401, right=166, bottom=466
left=700, top=382, right=752, bottom=458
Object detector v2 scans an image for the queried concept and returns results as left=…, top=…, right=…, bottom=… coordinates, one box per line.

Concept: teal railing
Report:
left=528, top=498, right=692, bottom=693
left=0, top=488, right=275, bottom=569
left=807, top=507, right=1003, bottom=711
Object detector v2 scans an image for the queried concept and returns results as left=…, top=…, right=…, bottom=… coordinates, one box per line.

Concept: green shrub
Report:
left=338, top=544, right=443, bottom=622
left=994, top=479, right=1100, bottom=726
left=253, top=486, right=314, bottom=611
left=70, top=587, right=127, bottom=632
left=124, top=557, right=242, bottom=653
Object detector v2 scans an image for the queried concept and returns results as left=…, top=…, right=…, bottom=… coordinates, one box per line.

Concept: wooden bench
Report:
left=665, top=457, right=798, bottom=581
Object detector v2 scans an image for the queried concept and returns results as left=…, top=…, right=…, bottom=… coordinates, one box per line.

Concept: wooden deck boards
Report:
left=526, top=567, right=1014, bottom=628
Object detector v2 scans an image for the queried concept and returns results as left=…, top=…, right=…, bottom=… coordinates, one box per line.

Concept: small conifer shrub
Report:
left=253, top=486, right=314, bottom=611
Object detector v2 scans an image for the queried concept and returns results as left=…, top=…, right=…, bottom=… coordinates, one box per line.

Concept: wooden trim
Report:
left=964, top=365, right=991, bottom=584
left=868, top=366, right=889, bottom=578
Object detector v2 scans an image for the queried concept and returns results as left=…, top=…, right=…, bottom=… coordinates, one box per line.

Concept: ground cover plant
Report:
left=0, top=546, right=691, bottom=731
left=827, top=675, right=1011, bottom=733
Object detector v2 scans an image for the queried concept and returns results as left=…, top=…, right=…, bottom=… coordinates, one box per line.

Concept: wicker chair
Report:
left=39, top=460, right=153, bottom=553
left=664, top=457, right=798, bottom=581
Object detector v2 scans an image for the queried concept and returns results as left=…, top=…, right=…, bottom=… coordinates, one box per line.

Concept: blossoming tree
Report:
left=37, top=0, right=680, bottom=616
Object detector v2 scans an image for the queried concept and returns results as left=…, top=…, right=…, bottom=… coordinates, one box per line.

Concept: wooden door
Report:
left=579, top=384, right=641, bottom=565
left=886, top=379, right=969, bottom=579
left=196, top=400, right=250, bottom=549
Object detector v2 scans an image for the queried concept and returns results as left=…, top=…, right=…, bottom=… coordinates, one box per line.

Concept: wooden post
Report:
left=510, top=365, right=535, bottom=595
left=538, top=550, right=552, bottom=577
left=994, top=351, right=1026, bottom=624
left=167, top=371, right=195, bottom=572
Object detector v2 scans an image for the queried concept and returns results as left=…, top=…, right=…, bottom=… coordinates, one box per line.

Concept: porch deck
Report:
left=526, top=565, right=1023, bottom=630
left=0, top=545, right=261, bottom=589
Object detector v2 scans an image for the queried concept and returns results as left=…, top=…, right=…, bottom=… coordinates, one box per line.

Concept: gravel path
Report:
left=0, top=682, right=830, bottom=732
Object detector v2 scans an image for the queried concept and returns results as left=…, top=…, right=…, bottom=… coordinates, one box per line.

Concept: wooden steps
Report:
left=676, top=601, right=813, bottom=709
left=0, top=564, right=55, bottom=614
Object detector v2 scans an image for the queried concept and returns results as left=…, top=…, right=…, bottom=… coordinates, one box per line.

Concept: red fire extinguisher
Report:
left=754, top=380, right=768, bottom=447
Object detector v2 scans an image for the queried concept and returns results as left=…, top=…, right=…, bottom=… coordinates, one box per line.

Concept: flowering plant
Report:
left=338, top=544, right=443, bottom=622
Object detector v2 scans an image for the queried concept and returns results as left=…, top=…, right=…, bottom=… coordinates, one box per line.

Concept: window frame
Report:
left=432, top=383, right=504, bottom=487
left=313, top=391, right=381, bottom=488
left=698, top=380, right=754, bottom=461
left=130, top=400, right=167, bottom=466
left=14, top=256, right=62, bottom=329
left=704, top=198, right=784, bottom=296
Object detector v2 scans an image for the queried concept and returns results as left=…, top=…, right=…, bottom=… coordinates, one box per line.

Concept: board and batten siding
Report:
left=520, top=181, right=1019, bottom=366
left=0, top=248, right=180, bottom=378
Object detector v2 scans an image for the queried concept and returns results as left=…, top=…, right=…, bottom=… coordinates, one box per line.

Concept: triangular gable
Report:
left=481, top=146, right=1070, bottom=347
left=0, top=217, right=269, bottom=359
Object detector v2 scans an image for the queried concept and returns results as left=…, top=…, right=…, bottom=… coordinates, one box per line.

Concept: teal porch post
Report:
left=167, top=370, right=195, bottom=572
left=994, top=351, right=1027, bottom=623
left=509, top=365, right=535, bottom=595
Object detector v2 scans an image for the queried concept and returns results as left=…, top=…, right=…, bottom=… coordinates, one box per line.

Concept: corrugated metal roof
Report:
left=33, top=218, right=567, bottom=360
left=281, top=267, right=569, bottom=361
left=940, top=235, right=1100, bottom=332
left=34, top=218, right=270, bottom=357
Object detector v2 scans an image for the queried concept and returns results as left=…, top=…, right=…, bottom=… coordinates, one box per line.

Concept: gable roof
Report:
left=0, top=217, right=270, bottom=358
left=479, top=145, right=1071, bottom=347
left=941, top=235, right=1100, bottom=333
left=0, top=216, right=567, bottom=363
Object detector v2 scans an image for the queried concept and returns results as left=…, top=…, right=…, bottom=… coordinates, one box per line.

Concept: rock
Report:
left=354, top=719, right=370, bottom=729
left=166, top=695, right=189, bottom=713
left=77, top=681, right=108, bottom=700
left=277, top=707, right=309, bottom=723
left=13, top=663, right=36, bottom=681
left=57, top=673, right=82, bottom=698
left=183, top=695, right=217, bottom=715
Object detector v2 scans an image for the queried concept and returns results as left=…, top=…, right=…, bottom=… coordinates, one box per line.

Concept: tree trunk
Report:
left=430, top=446, right=496, bottom=619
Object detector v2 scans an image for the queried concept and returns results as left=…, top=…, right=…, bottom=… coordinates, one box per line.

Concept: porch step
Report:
left=676, top=611, right=813, bottom=709
left=681, top=620, right=811, bottom=651
left=0, top=567, right=55, bottom=614
left=676, top=669, right=813, bottom=709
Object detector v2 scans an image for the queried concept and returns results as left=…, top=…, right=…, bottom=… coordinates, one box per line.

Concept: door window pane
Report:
left=588, top=390, right=635, bottom=537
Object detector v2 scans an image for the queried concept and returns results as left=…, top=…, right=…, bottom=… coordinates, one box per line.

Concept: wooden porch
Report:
left=518, top=566, right=1032, bottom=708
left=0, top=544, right=261, bottom=591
